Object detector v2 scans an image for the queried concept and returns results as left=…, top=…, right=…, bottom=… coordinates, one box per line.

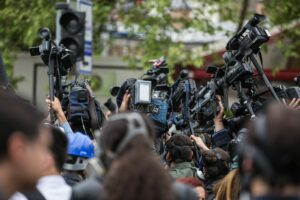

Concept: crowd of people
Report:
left=1, top=87, right=300, bottom=200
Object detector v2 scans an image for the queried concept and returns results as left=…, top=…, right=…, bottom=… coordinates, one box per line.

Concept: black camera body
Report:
left=144, top=58, right=169, bottom=85
left=224, top=14, right=271, bottom=65
left=61, top=80, right=105, bottom=138
left=112, top=59, right=171, bottom=136
left=29, top=27, right=73, bottom=76
left=171, top=70, right=197, bottom=110
left=275, top=85, right=300, bottom=100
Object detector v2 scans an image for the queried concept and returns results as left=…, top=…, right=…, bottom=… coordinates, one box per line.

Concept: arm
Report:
left=190, top=135, right=209, bottom=151
left=45, top=97, right=67, bottom=124
left=118, top=91, right=131, bottom=113
left=46, top=97, right=74, bottom=135
left=213, top=95, right=225, bottom=132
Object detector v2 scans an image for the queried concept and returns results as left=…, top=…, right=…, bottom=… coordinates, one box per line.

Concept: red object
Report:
left=176, top=177, right=205, bottom=188
left=191, top=68, right=300, bottom=81
left=135, top=0, right=142, bottom=6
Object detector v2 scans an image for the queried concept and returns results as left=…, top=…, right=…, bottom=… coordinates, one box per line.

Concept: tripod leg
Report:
left=250, top=54, right=281, bottom=103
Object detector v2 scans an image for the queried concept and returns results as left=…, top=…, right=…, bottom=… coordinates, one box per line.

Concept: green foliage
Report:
left=265, top=0, right=300, bottom=58
left=110, top=0, right=224, bottom=70
left=0, top=0, right=56, bottom=87
left=1, top=0, right=300, bottom=87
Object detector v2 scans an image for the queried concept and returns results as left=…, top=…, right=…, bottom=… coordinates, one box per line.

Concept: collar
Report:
left=170, top=161, right=194, bottom=169
left=37, top=175, right=69, bottom=187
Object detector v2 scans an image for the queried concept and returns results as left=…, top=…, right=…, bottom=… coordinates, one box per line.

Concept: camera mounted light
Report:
left=134, top=80, right=152, bottom=104
left=38, top=27, right=51, bottom=40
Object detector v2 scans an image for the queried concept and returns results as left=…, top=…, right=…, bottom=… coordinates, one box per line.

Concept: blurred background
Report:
left=0, top=0, right=299, bottom=111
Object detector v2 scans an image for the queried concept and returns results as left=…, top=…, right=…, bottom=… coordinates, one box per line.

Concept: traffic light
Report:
left=59, top=10, right=85, bottom=62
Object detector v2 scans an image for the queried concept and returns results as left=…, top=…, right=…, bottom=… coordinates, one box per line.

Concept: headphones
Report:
left=99, top=112, right=150, bottom=169
left=239, top=114, right=275, bottom=189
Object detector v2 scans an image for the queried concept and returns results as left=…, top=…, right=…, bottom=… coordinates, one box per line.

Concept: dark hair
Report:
left=0, top=92, right=44, bottom=160
left=202, top=147, right=230, bottom=180
left=101, top=113, right=174, bottom=200
left=104, top=144, right=174, bottom=200
left=165, top=134, right=193, bottom=163
left=245, top=104, right=300, bottom=185
left=100, top=112, right=155, bottom=154
left=44, top=124, right=68, bottom=171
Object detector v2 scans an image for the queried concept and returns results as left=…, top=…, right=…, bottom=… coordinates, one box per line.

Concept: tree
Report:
left=264, top=0, right=300, bottom=59
left=0, top=0, right=56, bottom=86
left=0, top=0, right=300, bottom=86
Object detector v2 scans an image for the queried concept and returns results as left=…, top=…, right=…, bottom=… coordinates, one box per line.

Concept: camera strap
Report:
left=84, top=82, right=100, bottom=130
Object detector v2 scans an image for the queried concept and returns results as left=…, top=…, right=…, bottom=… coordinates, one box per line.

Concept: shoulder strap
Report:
left=22, top=188, right=46, bottom=200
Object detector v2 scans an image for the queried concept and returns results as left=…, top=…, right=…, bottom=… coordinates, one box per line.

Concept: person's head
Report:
left=202, top=147, right=230, bottom=181
left=214, top=169, right=241, bottom=200
left=240, top=104, right=300, bottom=193
left=165, top=134, right=194, bottom=164
left=101, top=112, right=174, bottom=200
left=42, top=124, right=68, bottom=173
left=177, top=177, right=206, bottom=200
left=0, top=92, right=46, bottom=196
left=63, top=131, right=94, bottom=172
left=99, top=112, right=155, bottom=168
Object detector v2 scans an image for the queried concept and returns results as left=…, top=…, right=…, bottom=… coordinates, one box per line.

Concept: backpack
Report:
left=65, top=81, right=105, bottom=131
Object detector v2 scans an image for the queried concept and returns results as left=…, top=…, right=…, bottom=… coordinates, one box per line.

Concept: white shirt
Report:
left=10, top=175, right=72, bottom=200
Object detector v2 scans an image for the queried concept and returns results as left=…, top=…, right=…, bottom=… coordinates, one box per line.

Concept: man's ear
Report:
left=8, top=132, right=27, bottom=163
left=166, top=152, right=172, bottom=162
left=242, top=157, right=253, bottom=173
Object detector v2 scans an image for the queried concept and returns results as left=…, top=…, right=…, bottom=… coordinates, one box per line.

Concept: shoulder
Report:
left=72, top=176, right=104, bottom=200
left=172, top=182, right=198, bottom=200
left=169, top=164, right=198, bottom=179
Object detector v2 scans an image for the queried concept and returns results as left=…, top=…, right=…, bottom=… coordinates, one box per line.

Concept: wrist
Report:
left=56, top=110, right=67, bottom=123
left=197, top=143, right=209, bottom=151
left=214, top=122, right=225, bottom=132
left=214, top=118, right=223, bottom=123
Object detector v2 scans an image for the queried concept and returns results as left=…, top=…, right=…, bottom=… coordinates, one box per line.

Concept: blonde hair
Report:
left=214, top=169, right=241, bottom=200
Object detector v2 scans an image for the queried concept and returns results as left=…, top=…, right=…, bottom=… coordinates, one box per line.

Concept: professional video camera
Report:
left=30, top=28, right=104, bottom=134
left=168, top=70, right=198, bottom=134
left=29, top=28, right=73, bottom=76
left=30, top=27, right=73, bottom=123
left=111, top=58, right=170, bottom=136
left=144, top=58, right=169, bottom=85
left=112, top=58, right=169, bottom=113
left=183, top=14, right=279, bottom=134
left=274, top=85, right=300, bottom=99
left=224, top=13, right=280, bottom=104
left=223, top=13, right=271, bottom=65
left=60, top=79, right=105, bottom=137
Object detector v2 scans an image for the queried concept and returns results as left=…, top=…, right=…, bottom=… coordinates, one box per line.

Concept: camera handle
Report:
left=250, top=54, right=281, bottom=103
left=188, top=121, right=202, bottom=169
left=47, top=50, right=57, bottom=124
left=236, top=81, right=256, bottom=118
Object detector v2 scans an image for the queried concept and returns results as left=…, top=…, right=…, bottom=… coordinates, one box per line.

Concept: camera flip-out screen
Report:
left=135, top=80, right=152, bottom=104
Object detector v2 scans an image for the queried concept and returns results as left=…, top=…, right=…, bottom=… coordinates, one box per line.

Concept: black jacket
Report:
left=71, top=173, right=198, bottom=200
left=72, top=173, right=104, bottom=200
